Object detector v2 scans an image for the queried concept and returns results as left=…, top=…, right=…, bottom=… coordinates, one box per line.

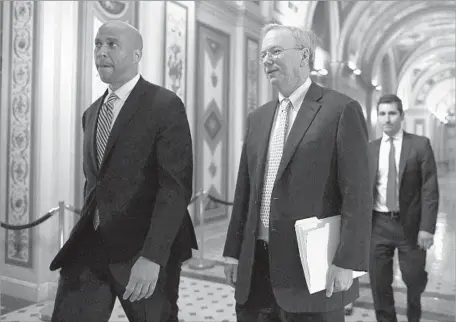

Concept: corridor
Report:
left=1, top=1, right=455, bottom=321
left=1, top=173, right=455, bottom=321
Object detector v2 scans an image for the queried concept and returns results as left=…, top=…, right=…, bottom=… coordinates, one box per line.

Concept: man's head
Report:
left=376, top=94, right=404, bottom=136
left=260, top=24, right=317, bottom=97
left=94, top=21, right=143, bottom=90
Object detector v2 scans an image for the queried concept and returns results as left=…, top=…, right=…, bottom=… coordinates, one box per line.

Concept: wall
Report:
left=403, top=107, right=431, bottom=138
left=0, top=0, right=79, bottom=302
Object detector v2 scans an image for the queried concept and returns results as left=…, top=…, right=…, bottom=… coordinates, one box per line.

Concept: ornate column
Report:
left=1, top=0, right=81, bottom=305
left=1, top=1, right=39, bottom=301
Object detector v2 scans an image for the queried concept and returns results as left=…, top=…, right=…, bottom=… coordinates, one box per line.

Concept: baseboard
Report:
left=0, top=276, right=58, bottom=302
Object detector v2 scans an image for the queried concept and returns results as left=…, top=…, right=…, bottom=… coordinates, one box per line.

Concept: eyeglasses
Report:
left=260, top=47, right=303, bottom=61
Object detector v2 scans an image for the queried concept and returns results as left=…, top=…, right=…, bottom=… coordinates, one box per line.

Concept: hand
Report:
left=325, top=264, right=353, bottom=297
left=123, top=256, right=160, bottom=302
left=417, top=230, right=434, bottom=250
left=224, top=263, right=238, bottom=287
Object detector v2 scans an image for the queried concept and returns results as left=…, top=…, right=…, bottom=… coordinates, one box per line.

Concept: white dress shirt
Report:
left=103, top=73, right=140, bottom=129
left=374, top=130, right=403, bottom=212
left=225, top=78, right=312, bottom=264
left=275, top=77, right=312, bottom=140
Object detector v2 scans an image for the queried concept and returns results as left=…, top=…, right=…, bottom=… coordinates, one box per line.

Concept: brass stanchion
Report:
left=39, top=201, right=65, bottom=321
left=188, top=192, right=215, bottom=270
left=58, top=201, right=65, bottom=249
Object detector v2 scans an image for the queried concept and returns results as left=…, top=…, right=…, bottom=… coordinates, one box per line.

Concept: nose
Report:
left=96, top=50, right=107, bottom=58
left=262, top=52, right=274, bottom=64
left=95, top=45, right=108, bottom=58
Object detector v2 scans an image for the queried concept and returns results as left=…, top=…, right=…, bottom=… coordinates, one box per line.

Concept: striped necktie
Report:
left=96, top=92, right=117, bottom=167
left=94, top=92, right=117, bottom=229
left=260, top=98, right=292, bottom=230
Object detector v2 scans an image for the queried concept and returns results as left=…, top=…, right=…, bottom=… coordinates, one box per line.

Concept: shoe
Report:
left=344, top=303, right=353, bottom=316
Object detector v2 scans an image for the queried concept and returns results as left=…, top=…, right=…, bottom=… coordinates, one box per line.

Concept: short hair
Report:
left=261, top=24, right=318, bottom=69
left=377, top=94, right=404, bottom=115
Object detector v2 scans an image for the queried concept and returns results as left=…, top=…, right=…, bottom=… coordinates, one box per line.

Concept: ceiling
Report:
left=337, top=1, right=455, bottom=94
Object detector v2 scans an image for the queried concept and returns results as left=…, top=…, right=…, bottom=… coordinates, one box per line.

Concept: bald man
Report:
left=49, top=21, right=197, bottom=322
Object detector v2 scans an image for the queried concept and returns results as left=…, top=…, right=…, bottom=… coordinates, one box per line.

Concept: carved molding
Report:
left=197, top=0, right=265, bottom=29
left=5, top=0, right=35, bottom=268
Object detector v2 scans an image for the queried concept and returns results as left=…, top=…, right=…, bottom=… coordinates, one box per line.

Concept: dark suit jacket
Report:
left=50, top=77, right=198, bottom=281
left=223, top=82, right=373, bottom=313
left=370, top=132, right=439, bottom=242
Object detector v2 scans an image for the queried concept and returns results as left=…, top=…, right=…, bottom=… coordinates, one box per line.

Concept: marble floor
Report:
left=1, top=174, right=455, bottom=321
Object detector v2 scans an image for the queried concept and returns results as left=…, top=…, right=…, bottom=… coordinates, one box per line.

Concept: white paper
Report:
left=295, top=216, right=366, bottom=294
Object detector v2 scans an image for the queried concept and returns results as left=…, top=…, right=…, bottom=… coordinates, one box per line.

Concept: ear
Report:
left=133, top=49, right=142, bottom=63
left=300, top=48, right=309, bottom=66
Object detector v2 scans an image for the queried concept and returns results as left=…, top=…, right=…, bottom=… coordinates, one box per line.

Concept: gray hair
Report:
left=261, top=24, right=318, bottom=69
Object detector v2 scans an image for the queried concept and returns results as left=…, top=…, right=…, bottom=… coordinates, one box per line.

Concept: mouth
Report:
left=97, top=64, right=113, bottom=69
left=267, top=69, right=278, bottom=75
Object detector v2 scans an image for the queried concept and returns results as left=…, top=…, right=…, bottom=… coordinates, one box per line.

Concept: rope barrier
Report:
left=64, top=204, right=81, bottom=214
left=0, top=206, right=60, bottom=230
left=0, top=192, right=233, bottom=230
left=207, top=194, right=234, bottom=206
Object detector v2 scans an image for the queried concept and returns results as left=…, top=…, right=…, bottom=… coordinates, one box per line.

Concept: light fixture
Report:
left=310, top=69, right=329, bottom=76
left=319, top=68, right=328, bottom=76
left=348, top=61, right=357, bottom=70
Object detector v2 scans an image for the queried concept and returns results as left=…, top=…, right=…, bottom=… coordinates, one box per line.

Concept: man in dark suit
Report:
left=223, top=24, right=372, bottom=322
left=49, top=21, right=197, bottom=322
left=369, top=94, right=439, bottom=322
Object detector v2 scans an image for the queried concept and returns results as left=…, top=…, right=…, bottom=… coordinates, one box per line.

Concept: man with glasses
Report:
left=223, top=24, right=372, bottom=321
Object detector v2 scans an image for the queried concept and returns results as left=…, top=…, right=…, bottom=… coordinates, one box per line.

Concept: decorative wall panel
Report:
left=245, top=36, right=259, bottom=128
left=164, top=1, right=188, bottom=105
left=195, top=23, right=230, bottom=223
left=92, top=1, right=136, bottom=23
left=5, top=1, right=35, bottom=267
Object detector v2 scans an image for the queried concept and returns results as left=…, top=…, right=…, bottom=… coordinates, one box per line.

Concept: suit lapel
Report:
left=275, top=82, right=322, bottom=181
left=253, top=100, right=278, bottom=199
left=398, top=132, right=412, bottom=187
left=98, top=77, right=148, bottom=173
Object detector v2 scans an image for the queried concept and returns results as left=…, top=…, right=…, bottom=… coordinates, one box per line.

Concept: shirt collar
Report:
left=278, top=77, right=312, bottom=112
left=382, top=129, right=404, bottom=142
left=107, top=73, right=140, bottom=102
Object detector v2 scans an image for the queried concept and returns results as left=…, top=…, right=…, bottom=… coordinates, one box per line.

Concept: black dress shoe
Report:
left=344, top=303, right=354, bottom=316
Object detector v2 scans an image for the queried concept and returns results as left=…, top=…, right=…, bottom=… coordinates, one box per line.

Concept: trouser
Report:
left=235, top=240, right=345, bottom=322
left=369, top=211, right=427, bottom=322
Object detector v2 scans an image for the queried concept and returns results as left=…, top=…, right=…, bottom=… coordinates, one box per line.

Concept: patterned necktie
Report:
left=260, top=98, right=292, bottom=228
left=96, top=92, right=117, bottom=167
left=94, top=92, right=117, bottom=229
left=386, top=137, right=398, bottom=211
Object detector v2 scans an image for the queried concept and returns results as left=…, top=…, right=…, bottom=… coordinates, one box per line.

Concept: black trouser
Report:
left=51, top=227, right=180, bottom=322
left=235, top=240, right=345, bottom=322
left=164, top=255, right=182, bottom=322
left=369, top=211, right=428, bottom=322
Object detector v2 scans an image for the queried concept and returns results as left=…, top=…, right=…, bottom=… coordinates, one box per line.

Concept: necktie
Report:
left=96, top=92, right=117, bottom=167
left=260, top=98, right=292, bottom=229
left=94, top=92, right=117, bottom=229
left=386, top=137, right=398, bottom=211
